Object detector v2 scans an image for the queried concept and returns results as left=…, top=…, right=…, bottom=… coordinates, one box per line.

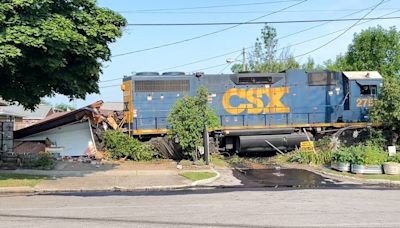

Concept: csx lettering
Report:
left=222, top=87, right=290, bottom=114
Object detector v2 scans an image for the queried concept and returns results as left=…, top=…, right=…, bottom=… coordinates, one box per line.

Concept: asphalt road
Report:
left=1, top=187, right=400, bottom=228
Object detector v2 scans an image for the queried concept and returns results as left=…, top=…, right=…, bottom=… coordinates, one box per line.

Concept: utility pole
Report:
left=242, top=47, right=248, bottom=72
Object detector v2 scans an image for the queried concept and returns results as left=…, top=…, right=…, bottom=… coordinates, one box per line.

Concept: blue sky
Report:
left=47, top=0, right=400, bottom=107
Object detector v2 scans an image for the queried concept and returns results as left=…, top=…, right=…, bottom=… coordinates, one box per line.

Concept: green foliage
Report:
left=0, top=173, right=48, bottom=187
left=315, top=136, right=332, bottom=152
left=367, top=129, right=386, bottom=148
left=0, top=0, right=127, bottom=109
left=349, top=144, right=387, bottom=165
left=33, top=155, right=54, bottom=169
left=231, top=24, right=308, bottom=73
left=302, top=56, right=325, bottom=71
left=345, top=26, right=400, bottom=78
left=227, top=154, right=243, bottom=165
left=102, top=130, right=155, bottom=161
left=387, top=153, right=400, bottom=163
left=54, top=103, right=75, bottom=111
left=167, top=87, right=220, bottom=159
left=332, top=146, right=355, bottom=163
left=364, top=143, right=387, bottom=165
left=370, top=77, right=400, bottom=133
left=288, top=150, right=333, bottom=165
left=180, top=171, right=217, bottom=181
left=323, top=26, right=400, bottom=78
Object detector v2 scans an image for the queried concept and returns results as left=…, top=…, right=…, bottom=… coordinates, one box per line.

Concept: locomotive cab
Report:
left=341, top=71, right=383, bottom=122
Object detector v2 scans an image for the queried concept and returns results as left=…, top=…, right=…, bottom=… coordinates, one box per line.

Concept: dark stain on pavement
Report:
left=234, top=168, right=340, bottom=188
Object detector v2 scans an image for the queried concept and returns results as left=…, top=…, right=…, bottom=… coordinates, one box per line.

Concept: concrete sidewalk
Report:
left=0, top=161, right=226, bottom=193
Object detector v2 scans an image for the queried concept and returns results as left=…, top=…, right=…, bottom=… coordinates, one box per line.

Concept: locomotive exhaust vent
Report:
left=134, top=80, right=190, bottom=92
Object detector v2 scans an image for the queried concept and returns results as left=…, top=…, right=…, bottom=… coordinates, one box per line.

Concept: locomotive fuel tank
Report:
left=237, top=132, right=312, bottom=153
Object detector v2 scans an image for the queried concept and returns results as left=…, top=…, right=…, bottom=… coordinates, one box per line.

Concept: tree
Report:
left=40, top=99, right=51, bottom=106
left=346, top=26, right=400, bottom=78
left=167, top=87, right=220, bottom=159
left=302, top=56, right=324, bottom=71
left=370, top=77, right=400, bottom=145
left=325, top=26, right=400, bottom=78
left=231, top=24, right=301, bottom=73
left=54, top=103, right=75, bottom=111
left=0, top=0, right=127, bottom=110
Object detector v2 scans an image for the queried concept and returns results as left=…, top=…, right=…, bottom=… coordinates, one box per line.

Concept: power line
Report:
left=293, top=0, right=386, bottom=59
left=119, top=8, right=399, bottom=15
left=99, top=84, right=121, bottom=89
left=119, top=0, right=303, bottom=12
left=156, top=49, right=244, bottom=72
left=218, top=52, right=244, bottom=74
left=100, top=3, right=397, bottom=84
left=111, top=0, right=308, bottom=58
left=155, top=5, right=380, bottom=73
left=126, top=16, right=400, bottom=26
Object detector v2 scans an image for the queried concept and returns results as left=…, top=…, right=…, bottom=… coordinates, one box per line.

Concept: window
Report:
left=308, top=72, right=337, bottom=86
left=360, top=85, right=377, bottom=95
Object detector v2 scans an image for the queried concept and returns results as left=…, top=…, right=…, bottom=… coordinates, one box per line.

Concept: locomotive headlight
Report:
left=335, top=87, right=340, bottom=95
left=147, top=94, right=153, bottom=101
left=328, top=91, right=333, bottom=96
left=160, top=94, right=164, bottom=100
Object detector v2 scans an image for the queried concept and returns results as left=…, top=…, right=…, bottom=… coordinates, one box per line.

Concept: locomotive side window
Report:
left=360, top=85, right=377, bottom=95
left=308, top=72, right=337, bottom=86
left=135, top=80, right=190, bottom=92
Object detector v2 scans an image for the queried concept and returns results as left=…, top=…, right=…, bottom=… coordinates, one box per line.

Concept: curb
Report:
left=0, top=170, right=222, bottom=194
left=191, top=169, right=221, bottom=186
left=318, top=169, right=400, bottom=187
left=278, top=163, right=400, bottom=187
left=0, top=184, right=197, bottom=194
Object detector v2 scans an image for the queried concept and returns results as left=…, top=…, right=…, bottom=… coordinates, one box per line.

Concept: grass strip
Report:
left=0, top=173, right=48, bottom=187
left=180, top=171, right=217, bottom=181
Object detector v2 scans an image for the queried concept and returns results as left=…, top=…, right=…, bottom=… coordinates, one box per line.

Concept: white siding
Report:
left=20, top=121, right=93, bottom=157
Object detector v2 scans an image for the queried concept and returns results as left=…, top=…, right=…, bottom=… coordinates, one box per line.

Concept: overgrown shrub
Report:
left=30, top=151, right=54, bottom=169
left=228, top=154, right=243, bottom=165
left=315, top=136, right=332, bottom=152
left=387, top=153, right=400, bottom=163
left=288, top=150, right=333, bottom=165
left=346, top=144, right=387, bottom=165
left=102, top=130, right=155, bottom=161
left=362, top=143, right=387, bottom=165
left=167, top=87, right=220, bottom=160
left=367, top=129, right=386, bottom=148
left=332, top=146, right=354, bottom=163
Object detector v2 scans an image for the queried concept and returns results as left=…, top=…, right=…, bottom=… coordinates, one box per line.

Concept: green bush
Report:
left=349, top=144, right=387, bottom=165
left=387, top=153, right=400, bottom=163
left=167, top=87, right=220, bottom=160
left=332, top=146, right=354, bottom=163
left=102, top=130, right=155, bottom=161
left=363, top=144, right=387, bottom=165
left=288, top=150, right=333, bottom=165
left=34, top=156, right=54, bottom=169
left=315, top=136, right=332, bottom=152
left=227, top=154, right=243, bottom=165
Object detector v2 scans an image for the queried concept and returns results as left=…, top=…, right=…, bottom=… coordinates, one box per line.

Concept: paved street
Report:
left=1, top=187, right=400, bottom=228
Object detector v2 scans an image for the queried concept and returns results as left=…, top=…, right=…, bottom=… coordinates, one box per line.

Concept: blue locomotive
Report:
left=121, top=70, right=383, bottom=153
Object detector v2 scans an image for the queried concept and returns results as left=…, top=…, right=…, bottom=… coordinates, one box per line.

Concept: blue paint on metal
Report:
left=125, top=70, right=383, bottom=131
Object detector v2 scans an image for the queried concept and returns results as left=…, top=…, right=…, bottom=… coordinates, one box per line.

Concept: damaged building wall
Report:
left=15, top=121, right=95, bottom=157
